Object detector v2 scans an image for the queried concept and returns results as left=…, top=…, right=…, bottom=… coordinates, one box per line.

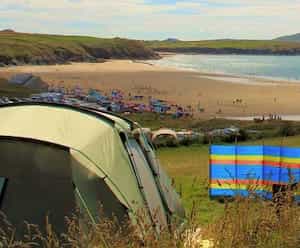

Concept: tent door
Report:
left=0, top=138, right=77, bottom=238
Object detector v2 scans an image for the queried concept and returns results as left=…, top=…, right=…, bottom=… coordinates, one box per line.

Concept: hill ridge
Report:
left=275, top=33, right=300, bottom=42
left=145, top=39, right=300, bottom=55
left=0, top=32, right=159, bottom=66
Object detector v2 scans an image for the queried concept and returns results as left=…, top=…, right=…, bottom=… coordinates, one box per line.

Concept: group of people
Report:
left=46, top=85, right=195, bottom=118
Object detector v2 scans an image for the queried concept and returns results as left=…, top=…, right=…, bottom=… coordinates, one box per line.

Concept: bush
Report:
left=180, top=138, right=193, bottom=146
left=222, top=134, right=237, bottom=143
left=153, top=136, right=179, bottom=148
left=279, top=123, right=297, bottom=137
left=238, top=129, right=249, bottom=141
left=166, top=137, right=179, bottom=147
left=202, top=134, right=211, bottom=145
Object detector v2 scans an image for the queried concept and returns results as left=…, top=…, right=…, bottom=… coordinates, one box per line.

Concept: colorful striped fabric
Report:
left=209, top=145, right=300, bottom=199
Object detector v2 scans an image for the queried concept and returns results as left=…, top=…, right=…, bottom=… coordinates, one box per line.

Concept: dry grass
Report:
left=1, top=191, right=299, bottom=248
left=0, top=211, right=186, bottom=248
left=205, top=192, right=300, bottom=248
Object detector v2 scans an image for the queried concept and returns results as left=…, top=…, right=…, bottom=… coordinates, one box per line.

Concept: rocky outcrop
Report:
left=0, top=50, right=159, bottom=67
left=0, top=50, right=108, bottom=66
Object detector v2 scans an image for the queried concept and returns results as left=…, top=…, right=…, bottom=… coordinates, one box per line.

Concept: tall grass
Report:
left=206, top=192, right=300, bottom=248
left=1, top=192, right=299, bottom=247
left=0, top=190, right=299, bottom=247
left=0, top=211, right=185, bottom=248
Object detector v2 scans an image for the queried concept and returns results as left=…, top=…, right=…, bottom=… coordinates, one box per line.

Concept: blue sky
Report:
left=1, top=0, right=300, bottom=40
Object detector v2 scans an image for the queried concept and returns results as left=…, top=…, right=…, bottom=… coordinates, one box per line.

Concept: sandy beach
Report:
left=1, top=60, right=300, bottom=119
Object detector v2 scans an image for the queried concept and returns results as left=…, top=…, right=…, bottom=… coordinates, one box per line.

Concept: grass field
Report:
left=146, top=39, right=300, bottom=54
left=157, top=135, right=300, bottom=224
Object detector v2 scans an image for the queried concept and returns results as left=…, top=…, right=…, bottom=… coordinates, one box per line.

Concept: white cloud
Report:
left=0, top=0, right=300, bottom=39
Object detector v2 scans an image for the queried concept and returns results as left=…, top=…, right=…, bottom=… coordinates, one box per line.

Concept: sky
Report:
left=1, top=0, right=300, bottom=40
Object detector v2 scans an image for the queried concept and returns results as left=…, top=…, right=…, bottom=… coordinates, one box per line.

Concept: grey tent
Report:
left=0, top=103, right=185, bottom=236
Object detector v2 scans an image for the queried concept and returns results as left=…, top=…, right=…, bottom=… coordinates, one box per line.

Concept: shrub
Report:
left=202, top=134, right=211, bottom=145
left=180, top=138, right=193, bottom=146
left=153, top=136, right=179, bottom=148
left=238, top=129, right=249, bottom=141
left=279, top=123, right=297, bottom=137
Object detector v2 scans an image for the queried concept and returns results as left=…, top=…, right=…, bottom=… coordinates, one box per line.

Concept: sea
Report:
left=149, top=54, right=300, bottom=82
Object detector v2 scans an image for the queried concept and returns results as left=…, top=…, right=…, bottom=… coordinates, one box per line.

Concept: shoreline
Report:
left=3, top=54, right=300, bottom=86
left=1, top=60, right=300, bottom=119
left=3, top=59, right=296, bottom=86
left=151, top=53, right=300, bottom=85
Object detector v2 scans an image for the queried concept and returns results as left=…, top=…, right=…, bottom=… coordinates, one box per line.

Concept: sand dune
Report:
left=1, top=60, right=300, bottom=119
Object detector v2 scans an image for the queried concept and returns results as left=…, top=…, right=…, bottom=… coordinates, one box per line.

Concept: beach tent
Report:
left=86, top=89, right=105, bottom=103
left=9, top=73, right=48, bottom=90
left=0, top=103, right=185, bottom=238
left=152, top=129, right=178, bottom=142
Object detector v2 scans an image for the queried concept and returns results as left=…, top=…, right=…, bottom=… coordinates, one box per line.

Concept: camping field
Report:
left=157, top=135, right=300, bottom=224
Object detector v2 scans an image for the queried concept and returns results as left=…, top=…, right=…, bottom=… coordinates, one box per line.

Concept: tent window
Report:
left=0, top=177, right=7, bottom=206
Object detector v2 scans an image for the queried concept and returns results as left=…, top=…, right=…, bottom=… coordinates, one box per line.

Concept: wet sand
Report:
left=1, top=60, right=300, bottom=119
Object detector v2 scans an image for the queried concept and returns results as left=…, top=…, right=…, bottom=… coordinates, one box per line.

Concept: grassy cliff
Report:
left=146, top=39, right=300, bottom=55
left=2, top=32, right=300, bottom=67
left=0, top=32, right=158, bottom=66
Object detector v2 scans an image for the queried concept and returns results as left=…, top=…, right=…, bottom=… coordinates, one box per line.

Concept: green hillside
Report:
left=275, top=33, right=300, bottom=42
left=0, top=32, right=158, bottom=66
left=146, top=39, right=300, bottom=55
left=2, top=32, right=300, bottom=66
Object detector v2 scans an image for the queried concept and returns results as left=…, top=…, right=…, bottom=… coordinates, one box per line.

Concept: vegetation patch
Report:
left=146, top=39, right=300, bottom=55
left=0, top=32, right=158, bottom=66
